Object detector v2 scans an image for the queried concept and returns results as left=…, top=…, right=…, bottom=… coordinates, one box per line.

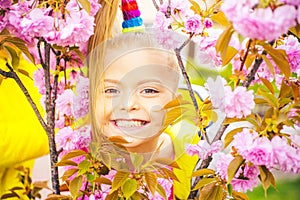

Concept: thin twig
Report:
left=0, top=64, right=48, bottom=131
left=175, top=34, right=199, bottom=113
left=236, top=39, right=252, bottom=86
left=152, top=0, right=160, bottom=11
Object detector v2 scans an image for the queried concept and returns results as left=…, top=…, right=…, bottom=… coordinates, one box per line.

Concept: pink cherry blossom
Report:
left=56, top=89, right=74, bottom=116
left=203, top=18, right=213, bottom=29
left=49, top=10, right=95, bottom=47
left=3, top=1, right=34, bottom=43
left=278, top=35, right=300, bottom=74
left=153, top=28, right=184, bottom=49
left=271, top=136, right=300, bottom=173
left=205, top=76, right=227, bottom=109
left=73, top=75, right=89, bottom=119
left=281, top=0, right=300, bottom=5
left=66, top=0, right=101, bottom=17
left=153, top=11, right=172, bottom=31
left=186, top=140, right=222, bottom=160
left=224, top=86, right=255, bottom=118
left=20, top=8, right=54, bottom=38
left=232, top=128, right=259, bottom=157
left=0, top=0, right=11, bottom=9
left=56, top=126, right=77, bottom=151
left=231, top=176, right=259, bottom=192
left=244, top=137, right=272, bottom=166
left=184, top=15, right=202, bottom=34
left=222, top=1, right=297, bottom=41
left=215, top=152, right=234, bottom=180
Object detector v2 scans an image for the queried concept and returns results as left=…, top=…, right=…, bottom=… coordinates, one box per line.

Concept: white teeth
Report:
left=115, top=120, right=145, bottom=127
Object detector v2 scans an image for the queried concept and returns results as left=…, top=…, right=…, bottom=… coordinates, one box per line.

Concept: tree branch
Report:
left=175, top=34, right=199, bottom=113
left=39, top=40, right=60, bottom=194
left=152, top=0, right=160, bottom=11
left=0, top=64, right=48, bottom=131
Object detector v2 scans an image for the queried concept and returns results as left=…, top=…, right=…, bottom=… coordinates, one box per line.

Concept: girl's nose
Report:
left=118, top=92, right=140, bottom=111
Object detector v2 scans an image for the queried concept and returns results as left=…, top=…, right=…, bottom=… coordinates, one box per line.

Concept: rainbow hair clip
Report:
left=121, top=0, right=145, bottom=33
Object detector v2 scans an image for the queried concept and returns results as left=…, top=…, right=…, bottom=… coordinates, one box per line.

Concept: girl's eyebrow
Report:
left=137, top=79, right=163, bottom=85
left=103, top=79, right=119, bottom=84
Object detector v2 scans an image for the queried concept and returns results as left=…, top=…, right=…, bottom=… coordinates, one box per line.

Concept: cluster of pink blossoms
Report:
left=1, top=0, right=100, bottom=48
left=216, top=153, right=260, bottom=192
left=186, top=140, right=222, bottom=160
left=215, top=128, right=300, bottom=192
left=205, top=76, right=255, bottom=118
left=222, top=0, right=298, bottom=41
left=153, top=0, right=213, bottom=49
left=233, top=128, right=300, bottom=173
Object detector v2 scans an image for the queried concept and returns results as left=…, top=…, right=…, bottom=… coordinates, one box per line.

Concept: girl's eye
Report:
left=141, top=88, right=159, bottom=94
left=105, top=88, right=119, bottom=94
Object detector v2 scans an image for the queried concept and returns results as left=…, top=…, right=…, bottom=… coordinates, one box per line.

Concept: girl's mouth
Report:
left=113, top=119, right=149, bottom=128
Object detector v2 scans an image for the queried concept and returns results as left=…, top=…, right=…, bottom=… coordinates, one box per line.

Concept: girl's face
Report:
left=95, top=50, right=178, bottom=152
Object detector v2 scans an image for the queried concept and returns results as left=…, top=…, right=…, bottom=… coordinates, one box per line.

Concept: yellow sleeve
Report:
left=166, top=121, right=200, bottom=200
left=0, top=57, right=49, bottom=195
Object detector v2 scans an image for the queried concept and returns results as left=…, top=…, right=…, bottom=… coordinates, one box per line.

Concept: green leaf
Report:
left=153, top=158, right=181, bottom=169
left=130, top=153, right=144, bottom=170
left=261, top=54, right=275, bottom=76
left=94, top=176, right=112, bottom=185
left=144, top=172, right=157, bottom=196
left=278, top=79, right=292, bottom=99
left=3, top=37, right=35, bottom=64
left=259, top=77, right=274, bottom=94
left=156, top=183, right=167, bottom=200
left=199, top=181, right=223, bottom=200
left=105, top=190, right=119, bottom=200
left=232, top=191, right=249, bottom=200
left=111, top=171, right=130, bottom=193
left=189, top=0, right=201, bottom=15
left=259, top=165, right=276, bottom=195
left=59, top=150, right=87, bottom=162
left=61, top=168, right=78, bottom=182
left=4, top=45, right=20, bottom=69
left=227, top=183, right=233, bottom=196
left=263, top=44, right=290, bottom=79
left=131, top=191, right=145, bottom=200
left=69, top=176, right=82, bottom=198
left=219, top=63, right=233, bottom=81
left=224, top=127, right=244, bottom=148
left=192, top=177, right=217, bottom=191
left=159, top=167, right=179, bottom=182
left=211, top=11, right=229, bottom=26
left=77, top=0, right=91, bottom=15
left=227, top=155, right=244, bottom=183
left=78, top=160, right=91, bottom=176
left=122, top=179, right=137, bottom=199
left=216, top=24, right=234, bottom=63
left=257, top=88, right=279, bottom=108
left=192, top=169, right=215, bottom=177
left=18, top=69, right=32, bottom=80
left=222, top=46, right=238, bottom=66
left=55, top=159, right=78, bottom=167
left=244, top=54, right=256, bottom=69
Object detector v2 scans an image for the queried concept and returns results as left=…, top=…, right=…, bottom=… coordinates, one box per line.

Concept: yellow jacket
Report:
left=167, top=120, right=200, bottom=200
left=0, top=57, right=49, bottom=198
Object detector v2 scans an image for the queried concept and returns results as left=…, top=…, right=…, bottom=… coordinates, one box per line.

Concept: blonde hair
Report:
left=88, top=32, right=179, bottom=143
left=88, top=0, right=120, bottom=54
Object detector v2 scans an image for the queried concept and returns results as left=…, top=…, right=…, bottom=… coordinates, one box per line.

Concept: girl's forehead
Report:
left=104, top=49, right=178, bottom=71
